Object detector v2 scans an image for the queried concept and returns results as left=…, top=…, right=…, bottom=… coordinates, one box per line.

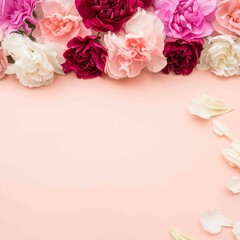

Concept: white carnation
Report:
left=2, top=33, right=64, bottom=88
left=197, top=35, right=240, bottom=77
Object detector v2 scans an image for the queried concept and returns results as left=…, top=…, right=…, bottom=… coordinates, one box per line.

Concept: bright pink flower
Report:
left=33, top=1, right=91, bottom=45
left=155, top=0, right=216, bottom=38
left=0, top=0, right=39, bottom=35
left=213, top=0, right=240, bottom=37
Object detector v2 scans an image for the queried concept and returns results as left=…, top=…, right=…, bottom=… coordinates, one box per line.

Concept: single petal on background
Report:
left=213, top=120, right=233, bottom=140
left=188, top=94, right=234, bottom=119
left=200, top=209, right=234, bottom=234
left=233, top=222, right=240, bottom=240
left=170, top=229, right=194, bottom=240
left=227, top=177, right=240, bottom=194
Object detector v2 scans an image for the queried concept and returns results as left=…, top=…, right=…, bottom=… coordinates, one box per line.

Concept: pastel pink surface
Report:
left=0, top=71, right=239, bottom=240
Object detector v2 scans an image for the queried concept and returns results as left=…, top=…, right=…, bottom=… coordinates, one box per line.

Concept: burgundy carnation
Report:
left=62, top=35, right=108, bottom=79
left=162, top=38, right=204, bottom=76
left=75, top=0, right=153, bottom=33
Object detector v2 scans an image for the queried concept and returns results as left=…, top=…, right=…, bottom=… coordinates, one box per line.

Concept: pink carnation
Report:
left=33, top=1, right=91, bottom=45
left=103, top=9, right=167, bottom=79
left=213, top=0, right=240, bottom=37
left=155, top=0, right=217, bottom=38
left=0, top=0, right=39, bottom=35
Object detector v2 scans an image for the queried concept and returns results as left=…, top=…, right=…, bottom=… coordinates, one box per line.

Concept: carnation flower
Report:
left=213, top=0, right=240, bottom=37
left=33, top=1, right=91, bottom=45
left=197, top=35, right=240, bottom=77
left=162, top=38, right=204, bottom=75
left=62, top=35, right=108, bottom=79
left=0, top=0, right=39, bottom=35
left=154, top=0, right=216, bottom=38
left=75, top=0, right=153, bottom=33
left=104, top=9, right=167, bottom=79
left=2, top=33, right=64, bottom=88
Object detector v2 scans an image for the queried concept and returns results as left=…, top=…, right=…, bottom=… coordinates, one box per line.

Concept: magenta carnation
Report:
left=162, top=38, right=204, bottom=75
left=62, top=35, right=108, bottom=79
left=155, top=0, right=216, bottom=38
left=75, top=0, right=153, bottom=33
left=0, top=0, right=39, bottom=35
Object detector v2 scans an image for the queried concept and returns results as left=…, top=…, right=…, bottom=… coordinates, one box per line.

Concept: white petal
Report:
left=188, top=94, right=234, bottom=119
left=223, top=148, right=240, bottom=168
left=200, top=209, right=234, bottom=234
left=227, top=177, right=240, bottom=194
left=169, top=230, right=193, bottom=240
left=231, top=140, right=240, bottom=153
left=213, top=120, right=233, bottom=140
left=233, top=222, right=240, bottom=240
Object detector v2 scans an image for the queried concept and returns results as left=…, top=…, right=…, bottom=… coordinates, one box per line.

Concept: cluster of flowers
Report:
left=0, top=0, right=240, bottom=87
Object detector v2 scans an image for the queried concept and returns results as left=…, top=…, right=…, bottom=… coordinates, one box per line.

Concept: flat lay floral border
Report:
left=0, top=0, right=239, bottom=88
left=1, top=0, right=240, bottom=239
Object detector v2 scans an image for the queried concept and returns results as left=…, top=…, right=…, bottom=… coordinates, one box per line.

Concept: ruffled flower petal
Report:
left=188, top=94, right=234, bottom=119
left=223, top=148, right=240, bottom=168
left=213, top=121, right=233, bottom=140
left=233, top=222, right=240, bottom=240
left=227, top=177, right=240, bottom=194
left=200, top=209, right=234, bottom=234
left=170, top=230, right=193, bottom=240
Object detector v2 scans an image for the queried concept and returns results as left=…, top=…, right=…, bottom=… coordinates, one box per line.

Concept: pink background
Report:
left=0, top=71, right=239, bottom=240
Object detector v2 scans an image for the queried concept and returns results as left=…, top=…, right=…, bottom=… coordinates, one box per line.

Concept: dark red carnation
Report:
left=62, top=35, right=108, bottom=79
left=162, top=38, right=204, bottom=75
left=75, top=0, right=153, bottom=33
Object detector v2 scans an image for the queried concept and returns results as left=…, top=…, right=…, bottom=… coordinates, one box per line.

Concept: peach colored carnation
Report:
left=33, top=1, right=91, bottom=45
left=103, top=9, right=167, bottom=79
left=213, top=0, right=240, bottom=37
left=0, top=49, right=8, bottom=79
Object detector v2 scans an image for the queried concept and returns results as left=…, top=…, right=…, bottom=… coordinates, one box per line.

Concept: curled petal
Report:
left=231, top=140, right=240, bottom=153
left=200, top=209, right=234, bottom=234
left=188, top=94, right=234, bottom=119
left=227, top=177, right=240, bottom=194
left=233, top=222, right=240, bottom=240
left=170, top=230, right=193, bottom=240
left=223, top=148, right=240, bottom=168
left=213, top=120, right=233, bottom=140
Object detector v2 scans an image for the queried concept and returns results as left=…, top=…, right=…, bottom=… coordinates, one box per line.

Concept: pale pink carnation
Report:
left=155, top=0, right=216, bottom=38
left=213, top=0, right=240, bottom=37
left=0, top=0, right=39, bottom=35
left=104, top=9, right=167, bottom=79
left=33, top=1, right=91, bottom=45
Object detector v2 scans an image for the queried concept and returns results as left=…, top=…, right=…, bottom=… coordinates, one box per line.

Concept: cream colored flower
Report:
left=200, top=209, right=234, bottom=234
left=227, top=177, right=240, bottom=194
left=233, top=222, right=240, bottom=240
left=188, top=94, right=234, bottom=119
left=2, top=33, right=64, bottom=88
left=170, top=230, right=193, bottom=240
left=197, top=35, right=240, bottom=77
left=213, top=120, right=233, bottom=140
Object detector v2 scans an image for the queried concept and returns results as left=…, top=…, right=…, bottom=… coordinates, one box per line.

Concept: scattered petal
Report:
left=223, top=148, right=240, bottom=168
left=227, top=177, right=240, bottom=194
left=213, top=120, right=233, bottom=140
left=170, top=230, right=193, bottom=240
left=231, top=140, right=240, bottom=153
left=188, top=94, right=234, bottom=119
left=200, top=209, right=234, bottom=234
left=233, top=222, right=240, bottom=240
